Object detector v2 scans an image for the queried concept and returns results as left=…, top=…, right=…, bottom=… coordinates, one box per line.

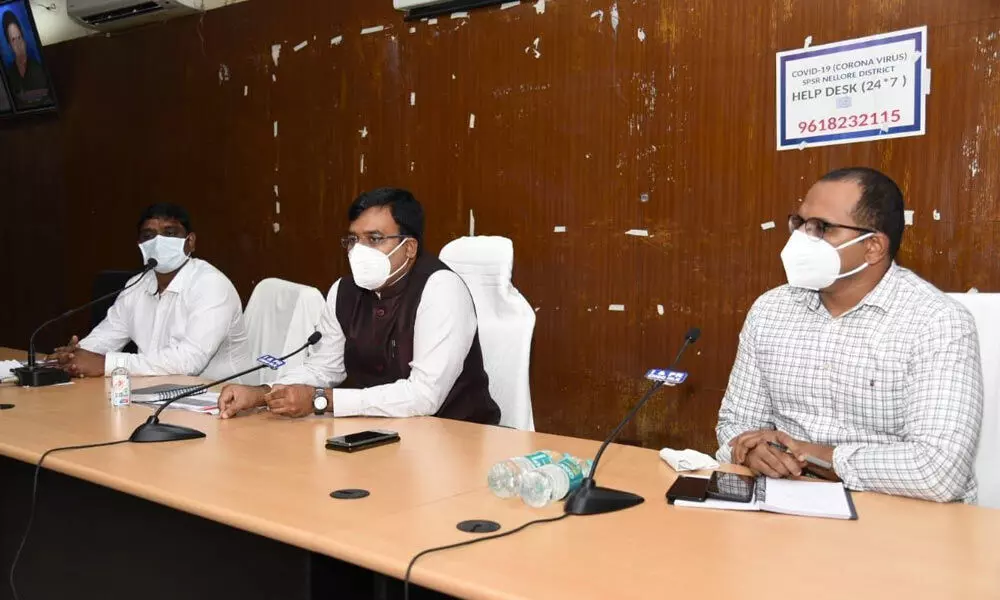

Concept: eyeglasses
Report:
left=340, top=233, right=409, bottom=250
left=788, top=214, right=874, bottom=240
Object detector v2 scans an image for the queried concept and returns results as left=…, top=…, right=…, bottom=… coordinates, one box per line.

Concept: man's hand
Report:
left=744, top=443, right=805, bottom=478
left=730, top=429, right=782, bottom=464
left=55, top=337, right=105, bottom=378
left=52, top=335, right=80, bottom=367
left=218, top=384, right=268, bottom=419
left=264, top=384, right=316, bottom=418
left=730, top=429, right=804, bottom=478
left=775, top=431, right=839, bottom=481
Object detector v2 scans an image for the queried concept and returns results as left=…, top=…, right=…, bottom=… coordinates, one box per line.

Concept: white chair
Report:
left=244, top=278, right=326, bottom=386
left=949, top=293, right=1000, bottom=509
left=440, top=236, right=536, bottom=430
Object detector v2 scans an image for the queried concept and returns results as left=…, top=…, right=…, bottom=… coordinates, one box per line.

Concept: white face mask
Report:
left=780, top=229, right=874, bottom=291
left=139, top=235, right=191, bottom=274
left=348, top=239, right=409, bottom=291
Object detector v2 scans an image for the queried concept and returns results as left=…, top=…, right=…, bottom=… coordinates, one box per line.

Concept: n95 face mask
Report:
left=348, top=240, right=408, bottom=291
left=780, top=229, right=873, bottom=291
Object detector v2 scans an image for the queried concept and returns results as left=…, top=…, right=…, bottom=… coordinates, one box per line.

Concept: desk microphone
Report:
left=129, top=331, right=323, bottom=443
left=564, top=327, right=701, bottom=516
left=14, top=259, right=159, bottom=387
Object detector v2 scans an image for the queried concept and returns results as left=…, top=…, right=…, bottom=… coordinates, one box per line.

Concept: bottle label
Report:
left=556, top=458, right=585, bottom=492
left=110, top=373, right=131, bottom=406
left=525, top=451, right=554, bottom=468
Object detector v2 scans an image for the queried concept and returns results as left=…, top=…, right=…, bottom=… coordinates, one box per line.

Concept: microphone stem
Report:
left=27, top=266, right=155, bottom=368
left=586, top=338, right=693, bottom=479
left=589, top=381, right=664, bottom=470
left=149, top=340, right=314, bottom=420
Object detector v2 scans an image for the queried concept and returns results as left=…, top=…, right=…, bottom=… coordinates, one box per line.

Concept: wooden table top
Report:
left=2, top=348, right=998, bottom=599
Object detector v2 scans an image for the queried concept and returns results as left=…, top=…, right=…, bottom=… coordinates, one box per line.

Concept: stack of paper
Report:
left=135, top=392, right=220, bottom=416
left=1, top=360, right=22, bottom=379
left=674, top=476, right=857, bottom=520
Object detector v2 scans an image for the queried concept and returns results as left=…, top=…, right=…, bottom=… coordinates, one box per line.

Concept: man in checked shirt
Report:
left=715, top=167, right=984, bottom=503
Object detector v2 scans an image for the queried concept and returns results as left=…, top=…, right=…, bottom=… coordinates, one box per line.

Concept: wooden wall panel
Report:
left=1, top=0, right=998, bottom=453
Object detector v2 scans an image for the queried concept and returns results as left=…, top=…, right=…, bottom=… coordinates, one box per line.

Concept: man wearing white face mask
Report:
left=217, top=188, right=501, bottom=424
left=715, top=167, right=983, bottom=503
left=53, top=204, right=251, bottom=381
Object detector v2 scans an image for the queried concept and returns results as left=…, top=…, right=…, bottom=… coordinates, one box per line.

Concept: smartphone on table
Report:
left=706, top=471, right=756, bottom=503
left=666, top=475, right=711, bottom=503
left=325, top=429, right=400, bottom=453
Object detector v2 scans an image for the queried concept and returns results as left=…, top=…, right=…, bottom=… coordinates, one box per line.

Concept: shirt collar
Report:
left=790, top=262, right=900, bottom=315
left=857, top=261, right=899, bottom=312
left=144, top=259, right=196, bottom=296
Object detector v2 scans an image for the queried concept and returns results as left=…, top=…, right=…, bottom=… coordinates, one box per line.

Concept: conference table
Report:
left=1, top=348, right=999, bottom=600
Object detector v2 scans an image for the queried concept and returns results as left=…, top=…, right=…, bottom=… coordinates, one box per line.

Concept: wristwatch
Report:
left=312, top=388, right=329, bottom=416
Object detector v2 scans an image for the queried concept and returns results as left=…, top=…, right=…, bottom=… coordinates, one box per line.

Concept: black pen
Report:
left=768, top=441, right=834, bottom=470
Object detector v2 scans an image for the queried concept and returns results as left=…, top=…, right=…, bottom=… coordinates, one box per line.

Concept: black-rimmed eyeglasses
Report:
left=788, top=214, right=874, bottom=240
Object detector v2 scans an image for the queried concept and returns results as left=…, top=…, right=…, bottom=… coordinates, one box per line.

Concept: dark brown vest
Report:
left=335, top=254, right=501, bottom=425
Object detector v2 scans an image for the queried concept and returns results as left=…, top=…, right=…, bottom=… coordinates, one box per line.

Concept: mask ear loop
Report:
left=833, top=232, right=875, bottom=280
left=383, top=238, right=413, bottom=287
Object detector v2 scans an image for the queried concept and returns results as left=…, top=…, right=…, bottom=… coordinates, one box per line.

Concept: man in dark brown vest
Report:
left=218, top=188, right=501, bottom=425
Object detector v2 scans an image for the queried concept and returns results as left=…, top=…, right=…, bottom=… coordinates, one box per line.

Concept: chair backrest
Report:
left=440, top=236, right=535, bottom=430
left=91, top=270, right=137, bottom=354
left=948, top=293, right=1000, bottom=509
left=244, top=278, right=326, bottom=385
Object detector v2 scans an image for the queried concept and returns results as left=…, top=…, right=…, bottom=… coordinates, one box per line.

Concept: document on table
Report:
left=1, top=360, right=22, bottom=378
left=136, top=392, right=220, bottom=416
left=674, top=476, right=857, bottom=520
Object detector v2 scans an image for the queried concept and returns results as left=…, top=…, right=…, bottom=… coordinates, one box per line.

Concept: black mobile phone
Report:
left=325, top=429, right=400, bottom=453
left=707, top=471, right=757, bottom=503
left=665, top=476, right=710, bottom=503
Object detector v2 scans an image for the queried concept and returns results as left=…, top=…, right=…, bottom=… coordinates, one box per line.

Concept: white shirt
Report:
left=274, top=270, right=478, bottom=418
left=79, top=258, right=252, bottom=381
left=716, top=264, right=983, bottom=503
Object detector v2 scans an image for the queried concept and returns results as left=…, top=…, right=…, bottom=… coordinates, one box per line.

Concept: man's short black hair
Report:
left=820, top=167, right=905, bottom=259
left=3, top=10, right=22, bottom=43
left=137, top=203, right=193, bottom=234
left=348, top=188, right=424, bottom=252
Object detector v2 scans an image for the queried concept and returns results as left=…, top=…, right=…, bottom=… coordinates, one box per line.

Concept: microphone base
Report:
left=129, top=417, right=206, bottom=444
left=564, top=479, right=645, bottom=516
left=13, top=366, right=71, bottom=387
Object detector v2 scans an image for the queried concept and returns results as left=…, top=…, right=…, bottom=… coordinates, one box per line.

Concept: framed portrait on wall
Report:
left=0, top=0, right=56, bottom=114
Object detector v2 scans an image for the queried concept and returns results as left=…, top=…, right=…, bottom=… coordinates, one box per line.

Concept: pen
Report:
left=767, top=441, right=834, bottom=470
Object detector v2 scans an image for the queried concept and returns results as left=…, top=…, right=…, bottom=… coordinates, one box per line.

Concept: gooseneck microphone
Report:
left=129, top=331, right=323, bottom=443
left=564, top=327, right=701, bottom=516
left=14, top=259, right=159, bottom=387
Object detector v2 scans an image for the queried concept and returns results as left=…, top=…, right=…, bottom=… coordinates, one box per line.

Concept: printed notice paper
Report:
left=776, top=26, right=928, bottom=150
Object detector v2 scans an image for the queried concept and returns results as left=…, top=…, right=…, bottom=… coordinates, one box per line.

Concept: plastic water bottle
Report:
left=519, top=456, right=594, bottom=508
left=109, top=366, right=131, bottom=407
left=488, top=450, right=564, bottom=498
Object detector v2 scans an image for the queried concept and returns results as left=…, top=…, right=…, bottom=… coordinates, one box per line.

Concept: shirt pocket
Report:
left=830, top=351, right=908, bottom=436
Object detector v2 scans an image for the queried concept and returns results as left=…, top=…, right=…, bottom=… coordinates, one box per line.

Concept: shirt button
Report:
left=375, top=308, right=386, bottom=318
